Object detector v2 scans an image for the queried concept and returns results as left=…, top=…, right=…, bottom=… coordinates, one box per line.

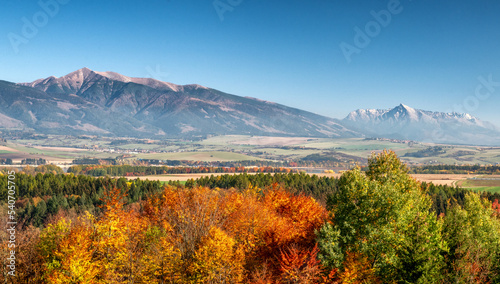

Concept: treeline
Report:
left=0, top=158, right=13, bottom=165
left=193, top=172, right=338, bottom=204
left=73, top=156, right=358, bottom=169
left=0, top=173, right=163, bottom=228
left=424, top=182, right=500, bottom=215
left=404, top=146, right=446, bottom=157
left=20, top=158, right=47, bottom=165
left=411, top=164, right=500, bottom=174
left=191, top=172, right=500, bottom=216
left=1, top=165, right=65, bottom=175
left=68, top=165, right=295, bottom=177
left=19, top=164, right=64, bottom=175
left=72, top=158, right=118, bottom=165
left=140, top=159, right=293, bottom=167
left=5, top=165, right=500, bottom=229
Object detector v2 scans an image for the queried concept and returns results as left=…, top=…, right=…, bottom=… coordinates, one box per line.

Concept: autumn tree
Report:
left=226, top=186, right=329, bottom=282
left=143, top=186, right=228, bottom=281
left=279, top=243, right=327, bottom=283
left=191, top=226, right=245, bottom=283
left=46, top=218, right=100, bottom=284
left=9, top=225, right=44, bottom=283
left=40, top=188, right=152, bottom=283
left=138, top=225, right=182, bottom=282
left=38, top=217, right=73, bottom=282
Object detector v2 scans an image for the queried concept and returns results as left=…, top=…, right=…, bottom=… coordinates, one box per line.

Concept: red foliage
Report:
left=492, top=199, right=500, bottom=217
left=279, top=243, right=326, bottom=283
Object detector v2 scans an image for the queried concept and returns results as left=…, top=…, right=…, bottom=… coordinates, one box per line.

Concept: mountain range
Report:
left=0, top=68, right=498, bottom=146
left=343, top=104, right=500, bottom=145
left=2, top=68, right=356, bottom=138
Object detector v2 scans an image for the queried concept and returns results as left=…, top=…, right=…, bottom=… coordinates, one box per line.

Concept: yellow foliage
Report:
left=191, top=226, right=245, bottom=283
left=38, top=218, right=72, bottom=264
left=140, top=233, right=182, bottom=283
left=47, top=224, right=101, bottom=284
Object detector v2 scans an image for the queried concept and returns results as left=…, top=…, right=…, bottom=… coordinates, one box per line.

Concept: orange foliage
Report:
left=220, top=188, right=272, bottom=253
left=37, top=185, right=331, bottom=283
left=220, top=186, right=329, bottom=282
left=263, top=188, right=328, bottom=246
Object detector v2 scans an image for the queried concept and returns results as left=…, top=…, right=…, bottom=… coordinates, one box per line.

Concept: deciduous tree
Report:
left=318, top=151, right=446, bottom=283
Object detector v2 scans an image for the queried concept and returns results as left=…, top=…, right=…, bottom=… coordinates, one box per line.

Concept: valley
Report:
left=2, top=134, right=500, bottom=175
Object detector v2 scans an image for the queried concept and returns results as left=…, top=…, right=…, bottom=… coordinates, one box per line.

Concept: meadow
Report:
left=457, top=177, right=500, bottom=193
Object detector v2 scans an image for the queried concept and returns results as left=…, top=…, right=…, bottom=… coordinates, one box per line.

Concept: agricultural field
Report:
left=1, top=134, right=500, bottom=166
left=123, top=172, right=259, bottom=182
left=410, top=174, right=473, bottom=186
left=456, top=176, right=500, bottom=193
left=0, top=141, right=122, bottom=164
left=136, top=151, right=262, bottom=162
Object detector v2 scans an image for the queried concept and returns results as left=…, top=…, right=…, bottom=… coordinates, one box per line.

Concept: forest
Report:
left=1, top=150, right=500, bottom=283
left=67, top=164, right=295, bottom=177
left=410, top=164, right=500, bottom=174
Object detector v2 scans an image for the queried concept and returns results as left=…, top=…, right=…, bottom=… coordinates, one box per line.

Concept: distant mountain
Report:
left=0, top=68, right=359, bottom=138
left=5, top=69, right=498, bottom=145
left=343, top=104, right=500, bottom=145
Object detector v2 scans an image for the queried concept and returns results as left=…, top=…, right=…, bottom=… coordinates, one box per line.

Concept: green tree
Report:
left=32, top=200, right=48, bottom=227
left=317, top=150, right=446, bottom=283
left=442, top=192, right=500, bottom=283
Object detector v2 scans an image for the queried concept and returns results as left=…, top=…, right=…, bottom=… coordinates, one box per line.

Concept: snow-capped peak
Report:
left=342, top=104, right=499, bottom=145
left=345, top=104, right=481, bottom=124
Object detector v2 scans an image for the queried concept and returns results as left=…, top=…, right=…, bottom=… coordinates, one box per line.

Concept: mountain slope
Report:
left=0, top=80, right=163, bottom=136
left=344, top=104, right=500, bottom=145
left=12, top=68, right=359, bottom=138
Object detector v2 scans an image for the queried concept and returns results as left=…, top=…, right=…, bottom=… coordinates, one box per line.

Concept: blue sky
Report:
left=2, top=0, right=500, bottom=126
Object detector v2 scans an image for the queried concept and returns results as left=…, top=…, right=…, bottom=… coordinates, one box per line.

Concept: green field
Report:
left=459, top=178, right=500, bottom=193
left=160, top=180, right=187, bottom=185
left=468, top=186, right=500, bottom=193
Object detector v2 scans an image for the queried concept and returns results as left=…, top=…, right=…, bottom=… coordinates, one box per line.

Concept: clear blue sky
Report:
left=2, top=0, right=500, bottom=126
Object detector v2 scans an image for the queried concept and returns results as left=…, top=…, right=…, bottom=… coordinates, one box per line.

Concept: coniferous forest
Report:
left=1, top=151, right=500, bottom=283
